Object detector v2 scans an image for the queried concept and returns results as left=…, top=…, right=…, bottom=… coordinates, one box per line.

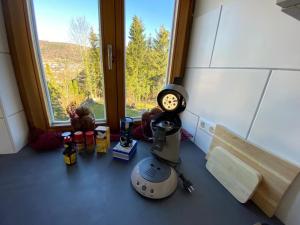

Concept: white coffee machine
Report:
left=131, top=84, right=193, bottom=199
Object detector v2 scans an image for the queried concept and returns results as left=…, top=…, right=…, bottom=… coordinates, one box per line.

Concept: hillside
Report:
left=39, top=40, right=83, bottom=64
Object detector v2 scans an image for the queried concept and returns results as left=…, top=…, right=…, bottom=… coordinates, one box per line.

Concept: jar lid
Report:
left=74, top=131, right=83, bottom=141
left=61, top=132, right=71, bottom=138
left=85, top=131, right=94, bottom=136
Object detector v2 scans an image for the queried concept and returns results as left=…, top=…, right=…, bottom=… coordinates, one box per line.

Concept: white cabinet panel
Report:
left=180, top=110, right=199, bottom=141
left=7, top=111, right=28, bottom=152
left=211, top=0, right=300, bottom=69
left=0, top=54, right=23, bottom=116
left=0, top=119, right=14, bottom=154
left=0, top=1, right=9, bottom=53
left=183, top=68, right=269, bottom=137
left=248, top=70, right=300, bottom=166
left=186, top=7, right=221, bottom=67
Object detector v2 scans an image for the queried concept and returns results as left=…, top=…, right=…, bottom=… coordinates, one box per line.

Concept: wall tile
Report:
left=0, top=102, right=3, bottom=118
left=0, top=54, right=23, bottom=116
left=211, top=0, right=300, bottom=69
left=276, top=175, right=300, bottom=225
left=7, top=111, right=28, bottom=152
left=0, top=1, right=9, bottom=53
left=183, top=68, right=269, bottom=137
left=0, top=118, right=14, bottom=154
left=248, top=70, right=300, bottom=166
left=186, top=7, right=221, bottom=68
left=193, top=0, right=221, bottom=18
left=180, top=110, right=199, bottom=142
left=194, top=128, right=213, bottom=154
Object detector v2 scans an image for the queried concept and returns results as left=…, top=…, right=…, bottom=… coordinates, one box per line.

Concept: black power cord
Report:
left=155, top=155, right=195, bottom=193
left=178, top=173, right=195, bottom=193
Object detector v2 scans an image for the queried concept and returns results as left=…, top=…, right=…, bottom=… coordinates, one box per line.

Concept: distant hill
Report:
left=39, top=40, right=83, bottom=64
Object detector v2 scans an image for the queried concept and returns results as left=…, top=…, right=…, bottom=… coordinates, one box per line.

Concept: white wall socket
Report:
left=198, top=117, right=216, bottom=136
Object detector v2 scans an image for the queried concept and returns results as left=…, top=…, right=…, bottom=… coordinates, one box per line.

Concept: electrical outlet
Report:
left=198, top=117, right=216, bottom=136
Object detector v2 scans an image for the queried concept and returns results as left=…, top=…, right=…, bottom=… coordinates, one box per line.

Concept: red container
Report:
left=74, top=131, right=85, bottom=152
left=74, top=131, right=84, bottom=141
left=85, top=131, right=95, bottom=153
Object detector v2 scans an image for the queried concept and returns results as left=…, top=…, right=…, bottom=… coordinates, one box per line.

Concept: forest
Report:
left=43, top=16, right=170, bottom=121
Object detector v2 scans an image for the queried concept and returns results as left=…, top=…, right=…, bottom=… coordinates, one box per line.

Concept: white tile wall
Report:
left=7, top=111, right=28, bottom=152
left=0, top=3, right=28, bottom=154
left=0, top=54, right=23, bottom=116
left=0, top=1, right=9, bottom=53
left=248, top=70, right=300, bottom=166
left=0, top=119, right=14, bottom=154
left=276, top=175, right=300, bottom=225
left=184, top=0, right=300, bottom=224
left=184, top=68, right=269, bottom=137
left=186, top=7, right=221, bottom=67
left=211, top=0, right=300, bottom=69
left=0, top=103, right=3, bottom=118
left=194, top=128, right=213, bottom=153
left=193, top=0, right=221, bottom=18
left=180, top=110, right=199, bottom=142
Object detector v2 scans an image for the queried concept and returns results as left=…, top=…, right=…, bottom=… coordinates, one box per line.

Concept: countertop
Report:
left=0, top=140, right=283, bottom=225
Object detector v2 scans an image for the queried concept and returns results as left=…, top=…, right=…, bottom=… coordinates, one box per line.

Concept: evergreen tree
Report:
left=126, top=16, right=149, bottom=104
left=44, top=64, right=65, bottom=120
left=152, top=26, right=170, bottom=96
left=82, top=28, right=103, bottom=100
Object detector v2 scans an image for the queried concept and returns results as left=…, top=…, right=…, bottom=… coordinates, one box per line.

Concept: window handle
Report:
left=107, top=44, right=113, bottom=70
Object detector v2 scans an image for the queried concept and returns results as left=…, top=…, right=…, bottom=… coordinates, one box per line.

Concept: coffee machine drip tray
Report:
left=139, top=157, right=171, bottom=183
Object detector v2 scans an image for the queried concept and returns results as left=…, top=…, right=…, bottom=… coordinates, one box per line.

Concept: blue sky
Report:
left=33, top=0, right=175, bottom=45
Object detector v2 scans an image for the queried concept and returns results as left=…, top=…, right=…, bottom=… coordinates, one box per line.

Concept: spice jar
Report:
left=63, top=136, right=76, bottom=166
left=95, top=126, right=108, bottom=153
left=74, top=131, right=85, bottom=153
left=85, top=131, right=95, bottom=153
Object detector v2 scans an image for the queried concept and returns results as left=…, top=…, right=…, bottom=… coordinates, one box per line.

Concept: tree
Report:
left=87, top=28, right=103, bottom=99
left=126, top=16, right=149, bottom=104
left=69, top=17, right=90, bottom=50
left=44, top=64, right=66, bottom=120
left=125, top=17, right=170, bottom=112
left=152, top=26, right=170, bottom=97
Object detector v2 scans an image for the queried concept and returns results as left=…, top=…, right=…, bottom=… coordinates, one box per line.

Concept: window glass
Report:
left=125, top=0, right=176, bottom=117
left=32, top=0, right=105, bottom=122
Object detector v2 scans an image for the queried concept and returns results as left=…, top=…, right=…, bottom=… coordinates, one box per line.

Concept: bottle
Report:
left=73, top=131, right=85, bottom=153
left=63, top=136, right=76, bottom=166
left=95, top=126, right=108, bottom=153
left=85, top=131, right=95, bottom=153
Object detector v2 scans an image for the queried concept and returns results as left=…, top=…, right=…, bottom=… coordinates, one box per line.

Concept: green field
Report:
left=90, top=102, right=141, bottom=118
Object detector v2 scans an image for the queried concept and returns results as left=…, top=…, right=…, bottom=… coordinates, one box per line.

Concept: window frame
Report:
left=2, top=0, right=195, bottom=132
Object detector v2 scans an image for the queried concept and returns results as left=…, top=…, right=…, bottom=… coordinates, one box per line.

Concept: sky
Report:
left=33, top=0, right=175, bottom=45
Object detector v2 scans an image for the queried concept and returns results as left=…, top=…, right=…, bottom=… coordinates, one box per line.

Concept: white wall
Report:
left=0, top=1, right=28, bottom=154
left=181, top=0, right=300, bottom=224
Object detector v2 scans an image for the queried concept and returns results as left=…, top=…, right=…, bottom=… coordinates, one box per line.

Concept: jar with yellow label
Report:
left=63, top=136, right=76, bottom=166
left=95, top=126, right=110, bottom=153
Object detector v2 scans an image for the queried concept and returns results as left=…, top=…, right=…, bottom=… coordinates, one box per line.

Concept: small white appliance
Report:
left=131, top=84, right=193, bottom=199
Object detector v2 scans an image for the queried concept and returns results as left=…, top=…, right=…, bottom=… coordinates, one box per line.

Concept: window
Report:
left=30, top=0, right=105, bottom=123
left=3, top=0, right=194, bottom=131
left=125, top=0, right=176, bottom=117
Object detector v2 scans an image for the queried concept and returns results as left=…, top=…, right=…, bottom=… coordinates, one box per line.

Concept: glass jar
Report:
left=85, top=131, right=95, bottom=153
left=74, top=131, right=85, bottom=153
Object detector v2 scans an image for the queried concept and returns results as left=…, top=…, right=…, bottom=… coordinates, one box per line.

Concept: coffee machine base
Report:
left=131, top=157, right=178, bottom=199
